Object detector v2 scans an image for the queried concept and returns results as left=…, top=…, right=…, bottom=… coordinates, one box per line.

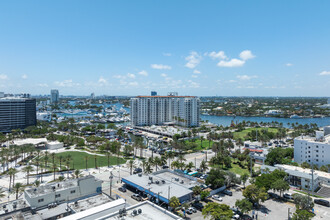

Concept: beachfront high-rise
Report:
left=50, top=89, right=59, bottom=104
left=0, top=96, right=36, bottom=132
left=130, top=93, right=200, bottom=127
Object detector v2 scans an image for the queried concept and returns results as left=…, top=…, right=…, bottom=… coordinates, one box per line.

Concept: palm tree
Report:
left=58, top=155, right=63, bottom=171
left=185, top=162, right=194, bottom=171
left=34, top=180, right=40, bottom=188
left=8, top=168, right=18, bottom=191
left=74, top=169, right=81, bottom=179
left=94, top=155, right=97, bottom=169
left=106, top=151, right=111, bottom=167
left=128, top=159, right=135, bottom=175
left=199, top=160, right=208, bottom=173
left=144, top=162, right=152, bottom=174
left=153, top=156, right=162, bottom=171
left=13, top=182, right=23, bottom=200
left=84, top=155, right=89, bottom=170
left=51, top=163, right=57, bottom=180
left=22, top=165, right=34, bottom=185
left=166, top=151, right=175, bottom=167
left=65, top=156, right=71, bottom=178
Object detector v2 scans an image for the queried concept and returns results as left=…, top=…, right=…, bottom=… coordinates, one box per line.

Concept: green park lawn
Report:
left=233, top=127, right=279, bottom=141
left=185, top=139, right=214, bottom=151
left=53, top=151, right=126, bottom=170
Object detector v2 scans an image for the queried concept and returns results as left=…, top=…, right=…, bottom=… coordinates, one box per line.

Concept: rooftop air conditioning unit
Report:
left=156, top=180, right=159, bottom=184
left=138, top=173, right=142, bottom=177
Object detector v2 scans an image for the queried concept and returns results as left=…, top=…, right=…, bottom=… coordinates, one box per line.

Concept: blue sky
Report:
left=0, top=0, right=330, bottom=96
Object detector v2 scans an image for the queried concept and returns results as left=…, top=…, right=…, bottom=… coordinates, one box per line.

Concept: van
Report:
left=314, top=199, right=330, bottom=207
left=223, top=190, right=233, bottom=196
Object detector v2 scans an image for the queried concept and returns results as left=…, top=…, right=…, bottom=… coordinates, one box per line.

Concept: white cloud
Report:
left=207, top=51, right=227, bottom=60
left=239, top=50, right=255, bottom=60
left=163, top=53, right=172, bottom=56
left=185, top=51, right=202, bottom=69
left=151, top=64, right=172, bottom=70
left=286, top=63, right=293, bottom=67
left=113, top=75, right=123, bottom=79
left=319, top=71, right=330, bottom=76
left=236, top=75, right=258, bottom=80
left=98, top=77, right=108, bottom=85
left=22, top=74, right=28, bottom=79
left=138, top=70, right=148, bottom=76
left=188, top=80, right=200, bottom=88
left=192, top=75, right=198, bottom=78
left=218, top=59, right=245, bottom=67
left=55, top=79, right=80, bottom=87
left=161, top=73, right=167, bottom=77
left=127, top=73, right=136, bottom=79
left=128, top=82, right=138, bottom=86
left=193, top=69, right=201, bottom=74
left=228, top=80, right=237, bottom=83
left=0, top=74, right=8, bottom=80
left=37, top=83, right=49, bottom=87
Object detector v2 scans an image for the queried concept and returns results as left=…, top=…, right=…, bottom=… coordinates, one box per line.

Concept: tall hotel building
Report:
left=50, top=89, right=59, bottom=104
left=130, top=93, right=200, bottom=127
left=0, top=96, right=36, bottom=132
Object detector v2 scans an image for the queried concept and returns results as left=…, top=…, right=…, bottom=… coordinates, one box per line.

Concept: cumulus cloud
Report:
left=55, top=79, right=80, bottom=87
left=193, top=69, right=201, bottom=74
left=188, top=80, right=200, bottom=88
left=236, top=75, right=258, bottom=80
left=128, top=82, right=138, bottom=86
left=151, top=64, right=172, bottom=70
left=161, top=73, right=167, bottom=77
left=138, top=70, right=148, bottom=76
left=22, top=74, right=28, bottom=79
left=127, top=73, right=135, bottom=79
left=239, top=50, right=255, bottom=60
left=286, top=63, right=293, bottom=67
left=319, top=71, right=330, bottom=76
left=98, top=77, right=108, bottom=85
left=218, top=59, right=245, bottom=67
left=185, top=51, right=202, bottom=69
left=163, top=53, right=172, bottom=56
left=0, top=74, right=8, bottom=80
left=207, top=51, right=227, bottom=60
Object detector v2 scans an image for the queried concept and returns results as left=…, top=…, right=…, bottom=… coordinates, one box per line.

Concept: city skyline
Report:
left=1, top=1, right=330, bottom=96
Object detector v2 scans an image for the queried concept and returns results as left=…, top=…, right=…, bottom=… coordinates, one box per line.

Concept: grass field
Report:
left=212, top=162, right=252, bottom=176
left=233, top=127, right=279, bottom=141
left=54, top=151, right=126, bottom=170
left=185, top=139, right=214, bottom=151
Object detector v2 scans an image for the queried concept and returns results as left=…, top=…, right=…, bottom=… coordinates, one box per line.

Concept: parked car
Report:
left=118, top=187, right=126, bottom=192
left=223, top=190, right=233, bottom=196
left=314, top=199, right=330, bottom=207
left=133, top=168, right=142, bottom=174
left=186, top=209, right=193, bottom=215
left=188, top=207, right=197, bottom=213
left=162, top=165, right=169, bottom=169
left=283, top=193, right=293, bottom=199
left=192, top=202, right=204, bottom=211
left=212, top=194, right=223, bottom=201
left=131, top=194, right=142, bottom=201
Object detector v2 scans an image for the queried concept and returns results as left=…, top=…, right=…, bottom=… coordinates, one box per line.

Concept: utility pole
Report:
left=195, top=157, right=196, bottom=169
left=288, top=208, right=290, bottom=220
left=168, top=186, right=170, bottom=201
left=250, top=156, right=253, bottom=176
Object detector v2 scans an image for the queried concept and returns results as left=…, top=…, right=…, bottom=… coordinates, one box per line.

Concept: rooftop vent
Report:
left=138, top=209, right=142, bottom=214
left=155, top=180, right=160, bottom=184
left=181, top=180, right=184, bottom=184
left=162, top=180, right=165, bottom=184
left=138, top=173, right=142, bottom=177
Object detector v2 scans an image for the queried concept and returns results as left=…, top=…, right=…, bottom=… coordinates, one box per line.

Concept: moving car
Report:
left=314, top=199, right=330, bottom=207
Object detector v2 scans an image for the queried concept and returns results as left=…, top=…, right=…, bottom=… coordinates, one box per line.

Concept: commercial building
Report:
left=51, top=89, right=59, bottom=104
left=130, top=93, right=200, bottom=127
left=261, top=164, right=330, bottom=191
left=294, top=127, right=330, bottom=167
left=122, top=169, right=200, bottom=204
left=24, top=175, right=102, bottom=208
left=0, top=97, right=36, bottom=132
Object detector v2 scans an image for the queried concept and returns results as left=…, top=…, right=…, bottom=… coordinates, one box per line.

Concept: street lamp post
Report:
left=109, top=171, right=113, bottom=198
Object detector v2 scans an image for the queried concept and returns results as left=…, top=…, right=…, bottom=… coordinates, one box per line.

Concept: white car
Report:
left=212, top=194, right=223, bottom=201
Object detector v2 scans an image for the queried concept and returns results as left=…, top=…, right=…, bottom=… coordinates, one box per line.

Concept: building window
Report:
left=38, top=199, right=44, bottom=203
left=55, top=194, right=61, bottom=198
left=70, top=190, right=76, bottom=194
